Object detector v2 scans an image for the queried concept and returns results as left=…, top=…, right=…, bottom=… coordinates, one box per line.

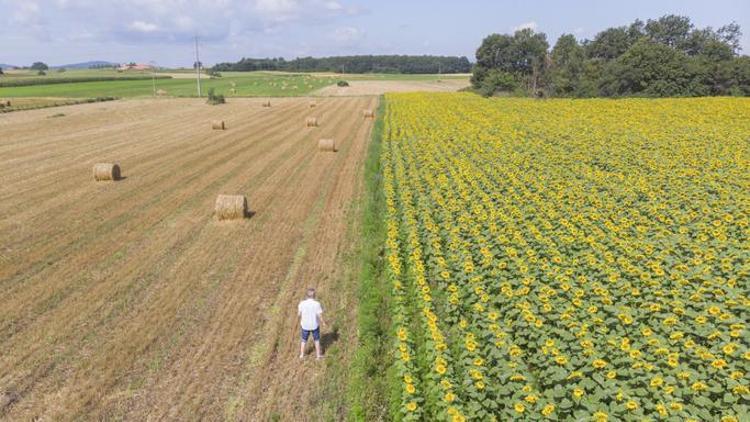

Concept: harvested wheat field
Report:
left=0, top=96, right=377, bottom=420
left=313, top=78, right=469, bottom=96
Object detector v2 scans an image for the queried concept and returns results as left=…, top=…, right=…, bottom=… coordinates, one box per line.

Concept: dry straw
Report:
left=93, top=163, right=121, bottom=181
left=262, top=100, right=271, bottom=107
left=211, top=120, right=225, bottom=130
left=305, top=117, right=319, bottom=127
left=156, top=89, right=168, bottom=96
left=363, top=110, right=375, bottom=118
left=215, top=195, right=248, bottom=220
left=309, top=101, right=317, bottom=108
left=318, top=139, right=336, bottom=152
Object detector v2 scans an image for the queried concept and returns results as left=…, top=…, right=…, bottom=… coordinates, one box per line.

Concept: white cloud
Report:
left=254, top=0, right=301, bottom=21
left=574, top=27, right=584, bottom=34
left=512, top=21, right=538, bottom=32
left=11, top=2, right=41, bottom=25
left=173, top=15, right=194, bottom=31
left=331, top=26, right=364, bottom=44
left=323, top=1, right=343, bottom=11
left=129, top=20, right=159, bottom=33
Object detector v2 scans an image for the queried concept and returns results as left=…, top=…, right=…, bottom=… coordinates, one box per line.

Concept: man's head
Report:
left=306, top=288, right=316, bottom=299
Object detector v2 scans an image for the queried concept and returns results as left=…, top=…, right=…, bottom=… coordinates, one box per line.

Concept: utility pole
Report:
left=150, top=60, right=157, bottom=96
left=194, top=35, right=202, bottom=97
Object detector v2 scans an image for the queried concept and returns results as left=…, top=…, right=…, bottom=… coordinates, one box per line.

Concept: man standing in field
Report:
left=298, top=288, right=324, bottom=360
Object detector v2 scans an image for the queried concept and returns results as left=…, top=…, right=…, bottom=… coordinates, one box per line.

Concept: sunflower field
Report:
left=381, top=93, right=750, bottom=421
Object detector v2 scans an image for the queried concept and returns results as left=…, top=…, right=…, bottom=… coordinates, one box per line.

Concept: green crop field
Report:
left=0, top=68, right=470, bottom=99
left=0, top=71, right=336, bottom=98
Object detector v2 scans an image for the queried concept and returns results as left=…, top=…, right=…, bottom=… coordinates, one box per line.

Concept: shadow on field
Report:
left=321, top=328, right=339, bottom=349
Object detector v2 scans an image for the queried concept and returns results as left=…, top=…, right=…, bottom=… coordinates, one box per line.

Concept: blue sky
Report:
left=1, top=0, right=748, bottom=67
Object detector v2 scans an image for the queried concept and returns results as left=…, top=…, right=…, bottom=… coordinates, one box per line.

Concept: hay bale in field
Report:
left=215, top=194, right=248, bottom=220
left=318, top=138, right=336, bottom=152
left=156, top=89, right=168, bottom=96
left=309, top=101, right=317, bottom=108
left=363, top=109, right=375, bottom=118
left=93, top=163, right=121, bottom=181
left=305, top=117, right=319, bottom=127
left=211, top=120, right=225, bottom=130
left=262, top=100, right=271, bottom=107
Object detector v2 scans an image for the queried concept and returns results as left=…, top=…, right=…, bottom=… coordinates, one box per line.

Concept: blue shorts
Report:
left=301, top=327, right=320, bottom=342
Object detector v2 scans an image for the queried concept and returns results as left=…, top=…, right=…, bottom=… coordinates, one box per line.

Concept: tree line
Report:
left=212, top=55, right=471, bottom=74
left=472, top=15, right=749, bottom=97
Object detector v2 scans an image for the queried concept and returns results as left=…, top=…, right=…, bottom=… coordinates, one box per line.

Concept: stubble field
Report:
left=0, top=96, right=376, bottom=420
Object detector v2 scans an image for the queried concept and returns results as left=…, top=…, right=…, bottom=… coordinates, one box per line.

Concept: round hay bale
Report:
left=305, top=117, right=319, bottom=127
left=211, top=120, right=225, bottom=130
left=156, top=89, right=168, bottom=96
left=215, top=195, right=248, bottom=220
left=262, top=100, right=271, bottom=107
left=318, top=139, right=336, bottom=152
left=363, top=109, right=375, bottom=118
left=93, top=163, right=121, bottom=181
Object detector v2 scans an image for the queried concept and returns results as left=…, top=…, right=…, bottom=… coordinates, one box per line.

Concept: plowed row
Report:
left=0, top=96, right=376, bottom=420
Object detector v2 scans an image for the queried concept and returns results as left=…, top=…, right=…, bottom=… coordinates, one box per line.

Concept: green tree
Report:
left=730, top=56, right=750, bottom=95
left=645, top=15, right=693, bottom=48
left=600, top=39, right=691, bottom=96
left=718, top=22, right=742, bottom=55
left=548, top=34, right=585, bottom=96
left=585, top=20, right=644, bottom=60
left=30, top=62, right=48, bottom=71
left=472, top=29, right=548, bottom=93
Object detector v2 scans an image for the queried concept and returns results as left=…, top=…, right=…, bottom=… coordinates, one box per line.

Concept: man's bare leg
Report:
left=314, top=340, right=323, bottom=359
left=300, top=341, right=306, bottom=359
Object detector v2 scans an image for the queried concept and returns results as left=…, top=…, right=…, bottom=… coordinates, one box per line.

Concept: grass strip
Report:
left=346, top=96, right=392, bottom=421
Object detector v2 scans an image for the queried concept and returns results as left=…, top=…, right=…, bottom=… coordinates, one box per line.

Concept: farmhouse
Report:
left=117, top=63, right=153, bottom=71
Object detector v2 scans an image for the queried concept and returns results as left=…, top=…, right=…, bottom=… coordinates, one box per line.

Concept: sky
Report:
left=1, top=0, right=748, bottom=67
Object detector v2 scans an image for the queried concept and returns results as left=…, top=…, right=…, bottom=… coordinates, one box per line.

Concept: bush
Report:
left=206, top=88, right=226, bottom=105
left=479, top=69, right=517, bottom=97
left=37, top=70, right=46, bottom=76
left=337, top=80, right=350, bottom=87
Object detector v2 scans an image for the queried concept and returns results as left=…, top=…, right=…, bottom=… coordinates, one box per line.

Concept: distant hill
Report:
left=52, top=61, right=118, bottom=69
left=0, top=63, right=18, bottom=69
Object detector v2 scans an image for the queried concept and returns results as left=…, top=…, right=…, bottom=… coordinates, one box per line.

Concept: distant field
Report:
left=0, top=69, right=470, bottom=98
left=0, top=72, right=335, bottom=98
left=313, top=78, right=470, bottom=96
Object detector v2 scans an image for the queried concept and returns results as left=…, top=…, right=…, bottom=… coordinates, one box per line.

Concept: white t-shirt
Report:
left=298, top=299, right=323, bottom=330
